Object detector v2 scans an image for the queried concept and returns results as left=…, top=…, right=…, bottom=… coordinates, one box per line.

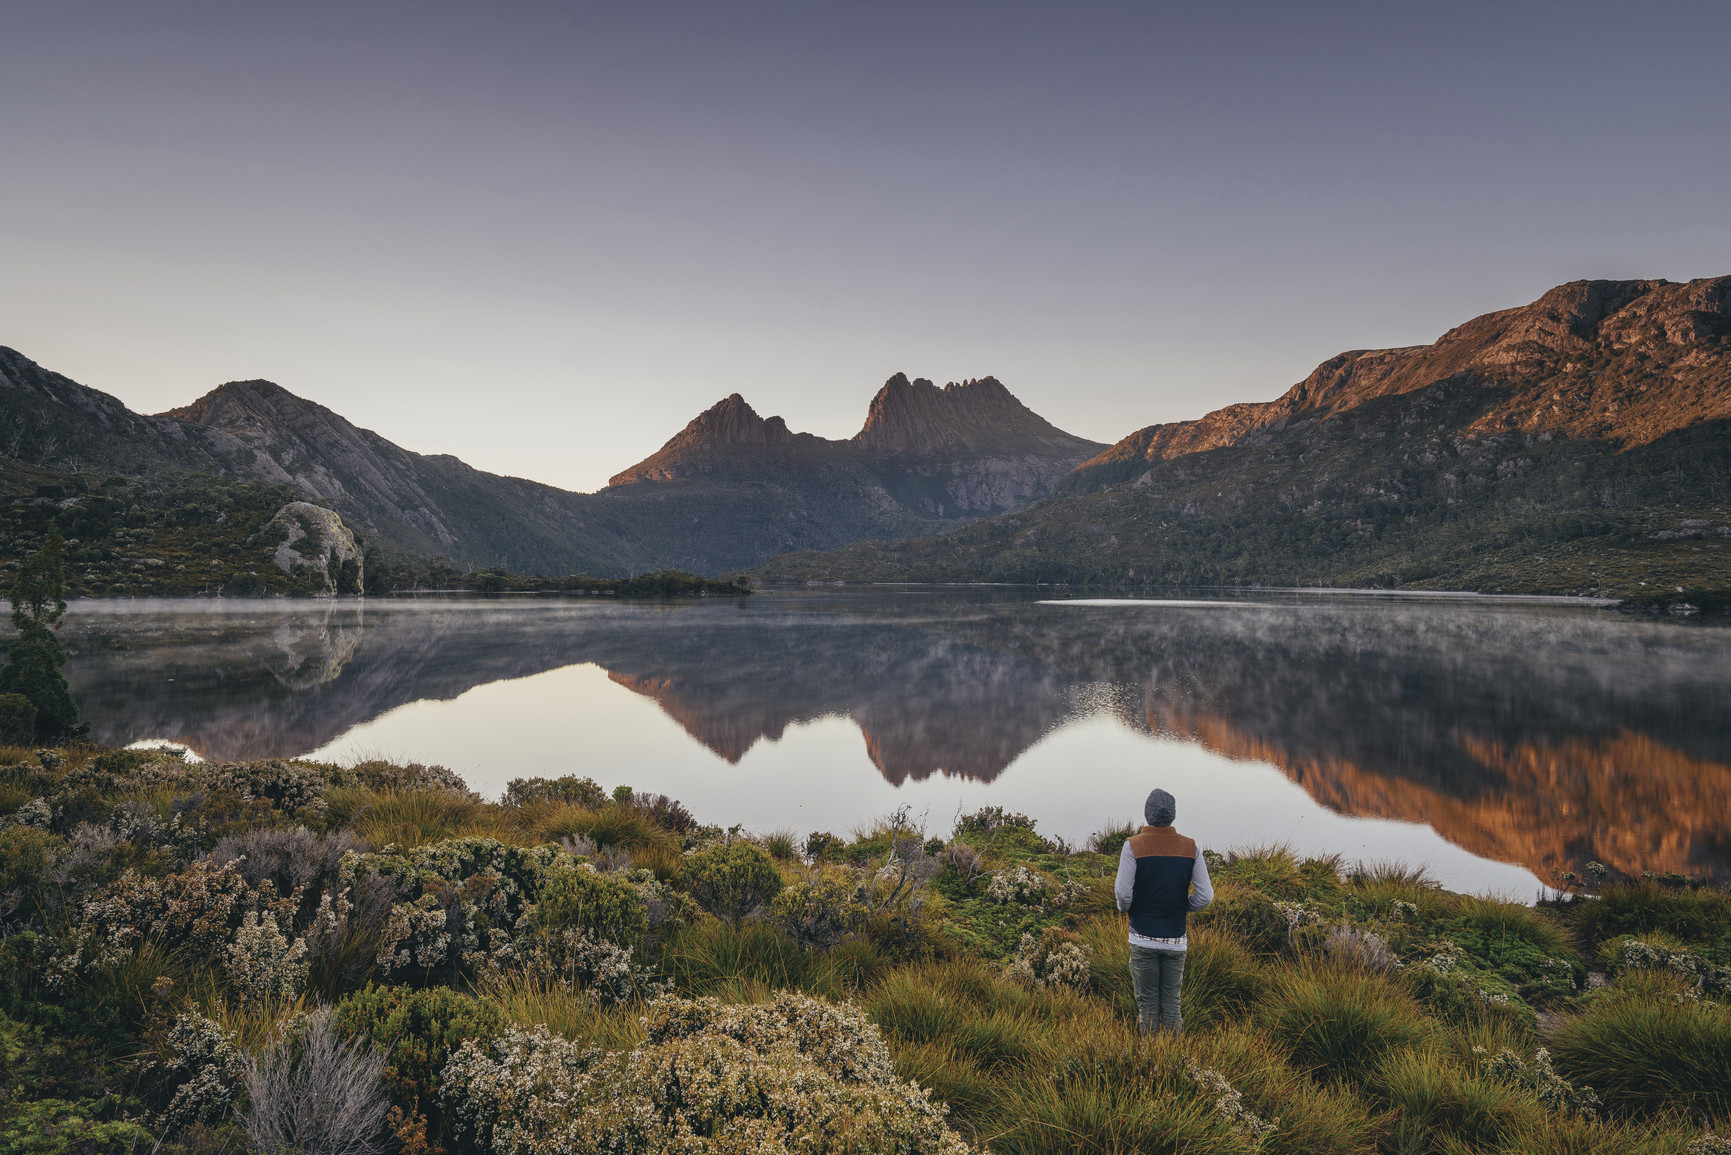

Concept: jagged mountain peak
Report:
left=165, top=378, right=348, bottom=434
left=606, top=393, right=834, bottom=486
left=609, top=373, right=1105, bottom=488
left=853, top=372, right=1098, bottom=457
left=681, top=393, right=798, bottom=446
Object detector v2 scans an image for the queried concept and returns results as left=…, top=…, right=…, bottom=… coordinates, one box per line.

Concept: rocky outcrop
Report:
left=259, top=501, right=364, bottom=595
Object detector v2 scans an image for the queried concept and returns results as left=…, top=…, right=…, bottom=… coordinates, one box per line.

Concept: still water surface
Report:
left=52, top=589, right=1731, bottom=896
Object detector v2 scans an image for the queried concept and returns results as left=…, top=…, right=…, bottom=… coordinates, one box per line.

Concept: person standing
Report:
left=1114, top=787, right=1213, bottom=1035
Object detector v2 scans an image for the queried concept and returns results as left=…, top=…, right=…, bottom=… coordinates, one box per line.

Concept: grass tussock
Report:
left=1563, top=877, right=1731, bottom=951
left=517, top=800, right=680, bottom=854
left=1264, top=962, right=1435, bottom=1082
left=330, top=787, right=514, bottom=848
left=476, top=972, right=647, bottom=1050
left=1548, top=971, right=1731, bottom=1118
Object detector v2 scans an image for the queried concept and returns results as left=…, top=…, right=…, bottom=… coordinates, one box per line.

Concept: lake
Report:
left=47, top=588, right=1731, bottom=897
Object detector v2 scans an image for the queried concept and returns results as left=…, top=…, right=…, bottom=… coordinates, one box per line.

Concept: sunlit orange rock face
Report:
left=1150, top=699, right=1731, bottom=880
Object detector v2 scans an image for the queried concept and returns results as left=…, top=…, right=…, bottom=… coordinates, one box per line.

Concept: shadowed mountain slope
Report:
left=163, top=378, right=636, bottom=572
left=1, top=352, right=1100, bottom=576
left=754, top=277, right=1731, bottom=596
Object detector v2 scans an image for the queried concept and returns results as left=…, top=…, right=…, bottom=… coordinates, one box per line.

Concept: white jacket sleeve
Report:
left=1188, top=851, right=1214, bottom=911
left=1114, top=841, right=1137, bottom=911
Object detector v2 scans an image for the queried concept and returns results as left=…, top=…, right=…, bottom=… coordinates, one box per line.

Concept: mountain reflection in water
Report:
left=53, top=590, right=1731, bottom=885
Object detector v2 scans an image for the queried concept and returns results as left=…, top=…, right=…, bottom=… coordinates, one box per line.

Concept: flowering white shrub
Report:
left=1614, top=938, right=1731, bottom=998
left=1416, top=941, right=1465, bottom=975
left=628, top=868, right=698, bottom=932
left=985, top=865, right=1051, bottom=906
left=1689, top=1134, right=1731, bottom=1155
left=1323, top=925, right=1400, bottom=972
left=350, top=838, right=565, bottom=978
left=1186, top=1060, right=1277, bottom=1143
left=1272, top=901, right=1321, bottom=936
left=204, top=759, right=329, bottom=814
left=441, top=993, right=975, bottom=1154
left=378, top=893, right=453, bottom=976
left=511, top=927, right=657, bottom=1005
left=357, top=840, right=682, bottom=988
left=4, top=797, right=53, bottom=829
left=155, top=1010, right=248, bottom=1135
left=50, top=859, right=266, bottom=984
left=1487, top=1047, right=1600, bottom=1117
left=1391, top=900, right=1419, bottom=922
left=769, top=873, right=864, bottom=949
left=227, top=910, right=310, bottom=1005
left=1004, top=931, right=1093, bottom=991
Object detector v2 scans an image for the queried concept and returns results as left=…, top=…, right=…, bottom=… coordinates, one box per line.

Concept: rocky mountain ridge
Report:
left=758, top=276, right=1731, bottom=596
left=608, top=373, right=1105, bottom=518
left=1, top=351, right=1098, bottom=575
left=1062, top=276, right=1730, bottom=494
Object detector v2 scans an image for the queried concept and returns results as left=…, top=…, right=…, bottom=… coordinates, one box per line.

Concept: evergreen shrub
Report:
left=683, top=842, right=784, bottom=925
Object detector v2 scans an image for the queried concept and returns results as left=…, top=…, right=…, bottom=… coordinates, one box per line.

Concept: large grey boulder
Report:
left=259, top=502, right=363, bottom=595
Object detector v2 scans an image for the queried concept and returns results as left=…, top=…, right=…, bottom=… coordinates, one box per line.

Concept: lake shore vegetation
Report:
left=1, top=746, right=1727, bottom=1154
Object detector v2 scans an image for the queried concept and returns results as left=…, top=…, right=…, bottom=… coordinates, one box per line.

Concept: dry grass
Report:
left=514, top=800, right=680, bottom=855
left=328, top=787, right=517, bottom=848
left=477, top=972, right=648, bottom=1051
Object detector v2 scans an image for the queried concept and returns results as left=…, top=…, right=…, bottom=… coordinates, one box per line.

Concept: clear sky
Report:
left=4, top=2, right=1727, bottom=492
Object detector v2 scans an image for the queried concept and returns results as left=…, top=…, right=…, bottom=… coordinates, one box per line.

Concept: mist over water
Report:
left=51, top=589, right=1731, bottom=896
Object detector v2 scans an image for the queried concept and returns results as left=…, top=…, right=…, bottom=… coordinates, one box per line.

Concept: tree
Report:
left=1, top=532, right=82, bottom=741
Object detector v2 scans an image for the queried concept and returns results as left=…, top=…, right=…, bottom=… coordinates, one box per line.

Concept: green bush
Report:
left=535, top=863, right=649, bottom=947
left=683, top=841, right=784, bottom=925
left=1, top=534, right=81, bottom=741
left=0, top=1097, right=154, bottom=1155
left=770, top=872, right=863, bottom=949
left=333, top=984, right=509, bottom=1153
left=1403, top=951, right=1539, bottom=1036
left=0, top=826, right=58, bottom=929
left=501, top=775, right=607, bottom=809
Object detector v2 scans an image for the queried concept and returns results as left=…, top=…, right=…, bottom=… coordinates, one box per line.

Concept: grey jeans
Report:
left=1128, top=945, right=1186, bottom=1035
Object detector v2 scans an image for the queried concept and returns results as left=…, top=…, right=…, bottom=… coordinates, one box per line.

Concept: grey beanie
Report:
left=1145, top=788, right=1176, bottom=828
